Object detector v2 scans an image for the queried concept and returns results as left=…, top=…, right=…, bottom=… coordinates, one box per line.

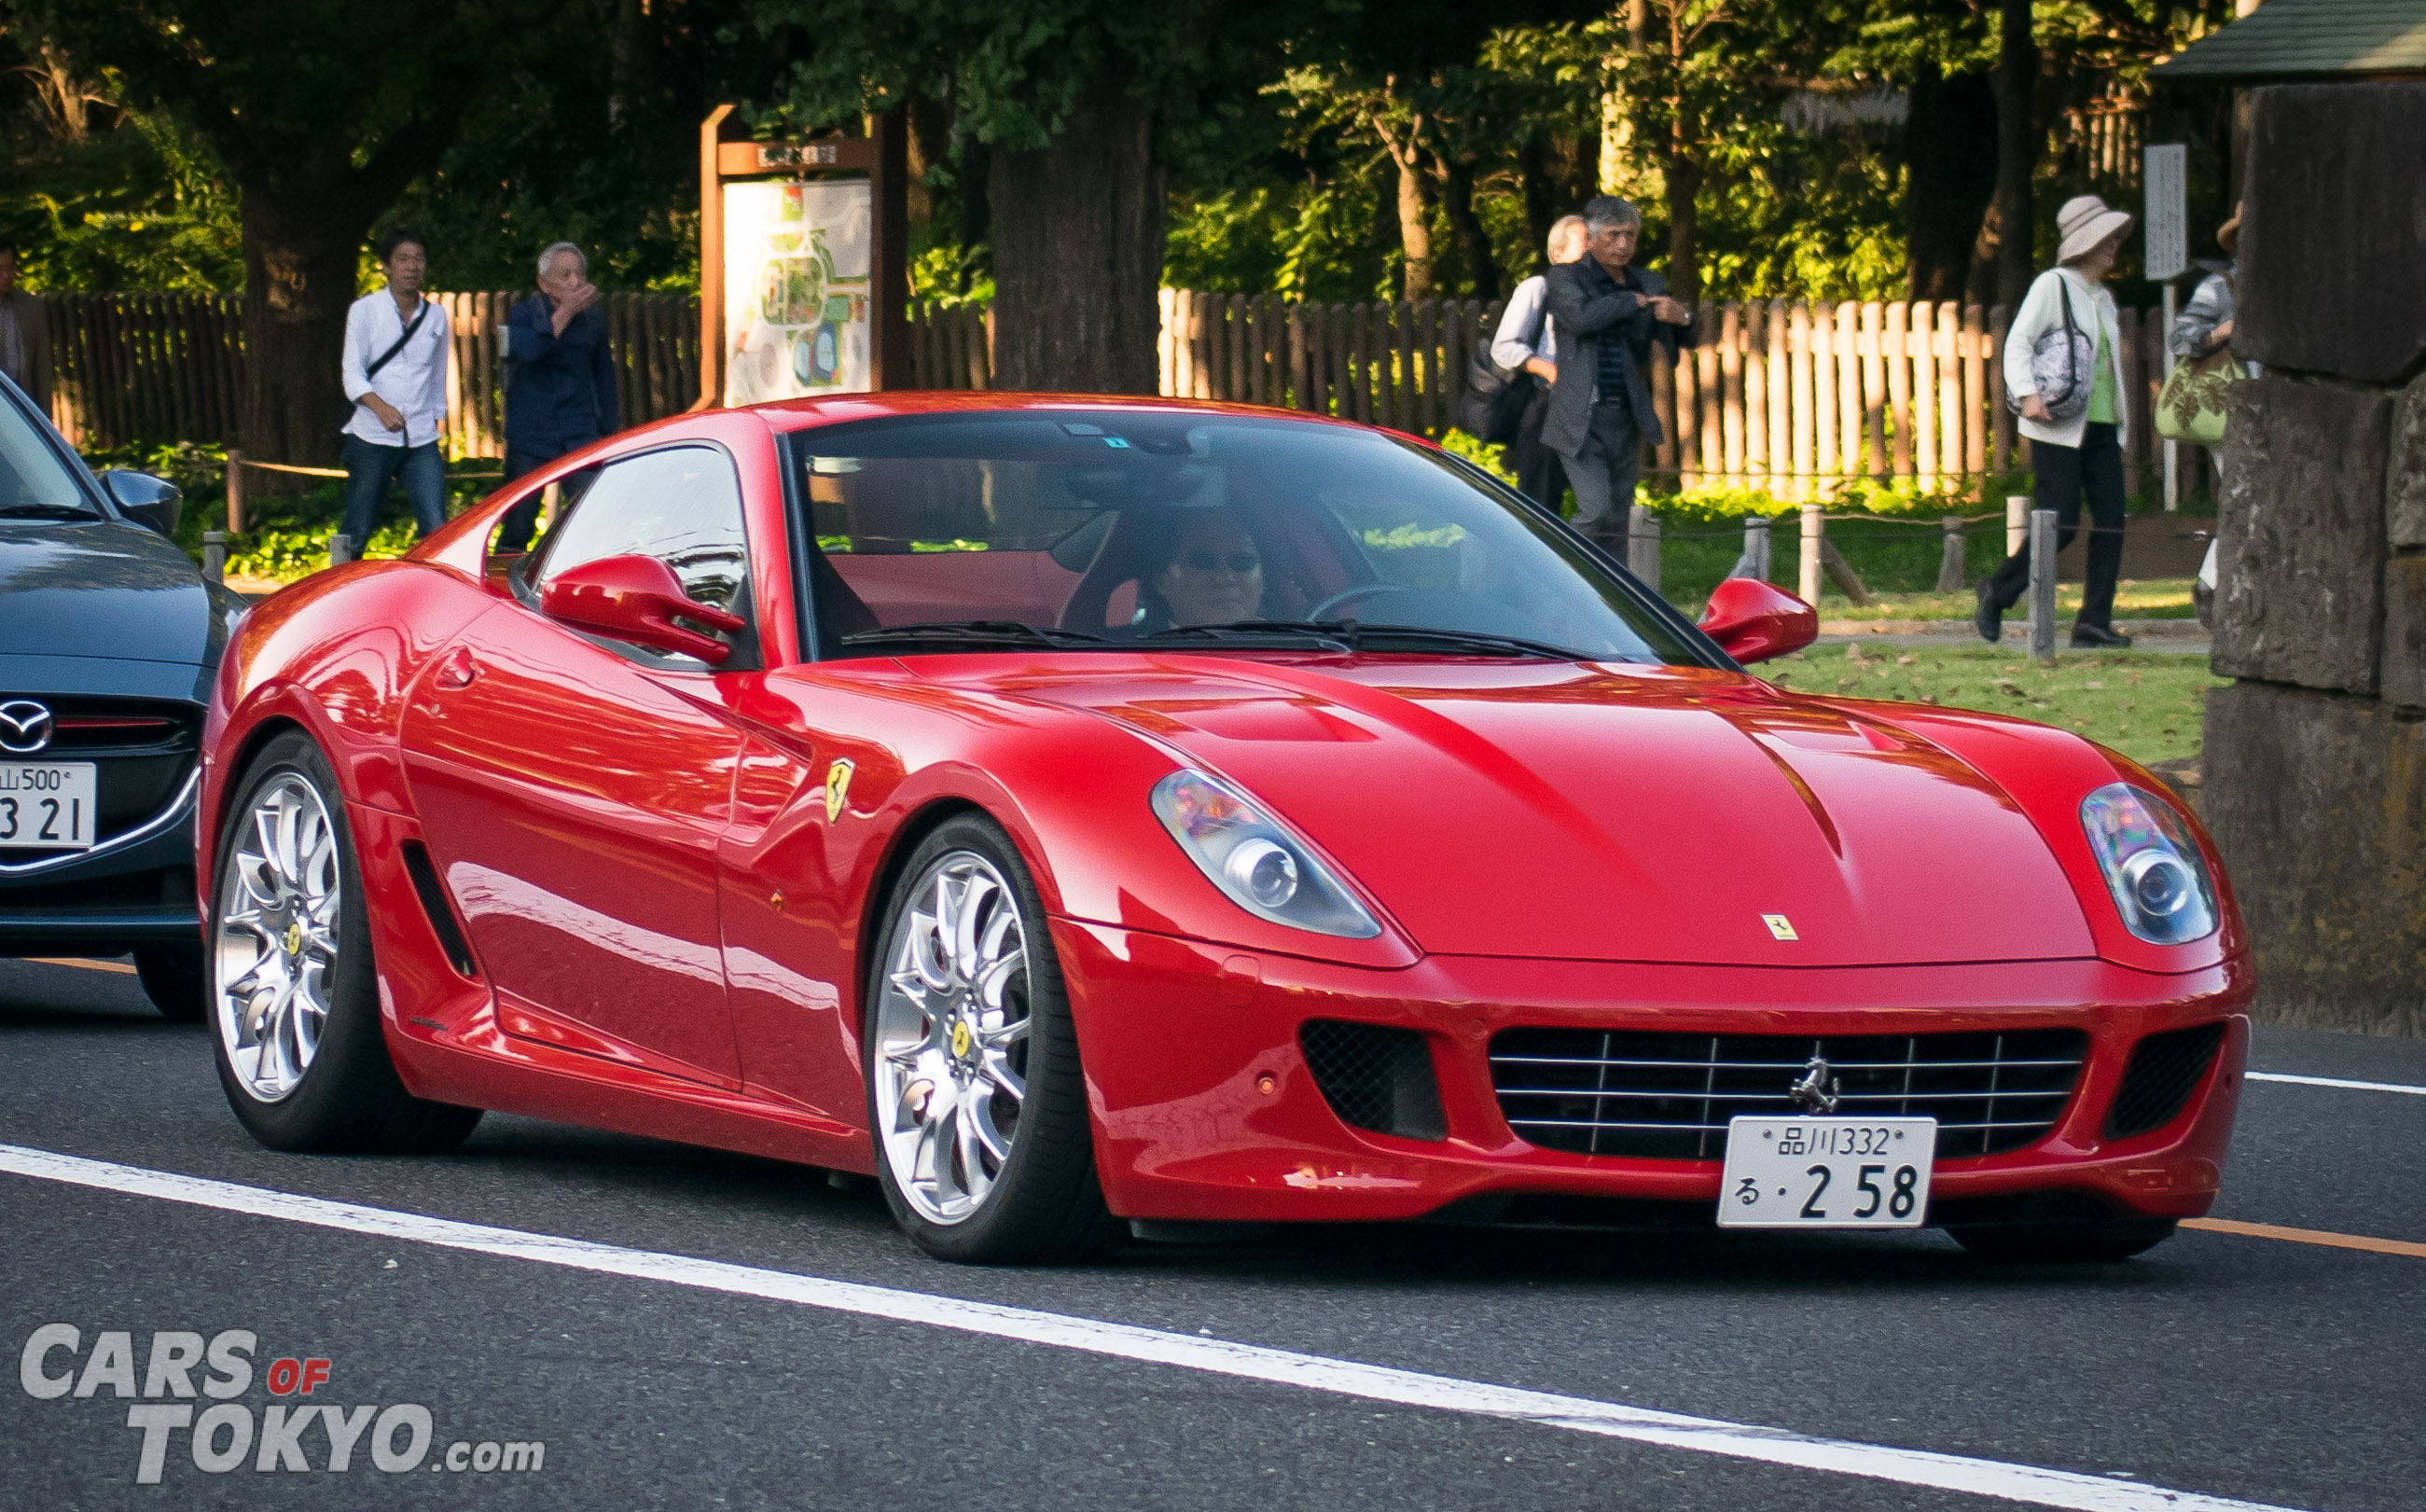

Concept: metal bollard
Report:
left=327, top=533, right=356, bottom=568
left=2027, top=507, right=2059, bottom=663
left=1627, top=504, right=1660, bottom=594
left=2006, top=494, right=2029, bottom=559
left=1935, top=516, right=1966, bottom=593
left=1798, top=503, right=1823, bottom=604
left=201, top=530, right=227, bottom=585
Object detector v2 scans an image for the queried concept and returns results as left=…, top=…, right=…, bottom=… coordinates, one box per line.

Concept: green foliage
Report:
left=0, top=77, right=243, bottom=293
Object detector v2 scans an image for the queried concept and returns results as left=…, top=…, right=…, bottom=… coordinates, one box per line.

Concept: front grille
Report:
left=0, top=694, right=199, bottom=865
left=1490, top=1027, right=2090, bottom=1161
left=2105, top=1021, right=2226, bottom=1139
left=1299, top=1020, right=1448, bottom=1142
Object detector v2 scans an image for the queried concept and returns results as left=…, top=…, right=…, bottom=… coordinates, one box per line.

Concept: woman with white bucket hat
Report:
left=1975, top=194, right=2137, bottom=648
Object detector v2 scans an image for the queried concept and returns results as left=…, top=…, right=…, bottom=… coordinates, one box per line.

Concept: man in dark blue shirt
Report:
left=497, top=241, right=618, bottom=552
left=1542, top=197, right=1693, bottom=547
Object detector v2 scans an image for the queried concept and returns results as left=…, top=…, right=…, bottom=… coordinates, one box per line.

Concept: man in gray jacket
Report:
left=1543, top=197, right=1693, bottom=544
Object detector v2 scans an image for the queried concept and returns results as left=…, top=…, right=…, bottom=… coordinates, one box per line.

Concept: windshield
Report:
left=0, top=390, right=96, bottom=519
left=789, top=410, right=1698, bottom=664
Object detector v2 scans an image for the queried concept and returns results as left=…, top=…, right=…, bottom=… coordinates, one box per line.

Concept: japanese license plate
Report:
left=0, top=762, right=98, bottom=850
left=1716, top=1117, right=1935, bottom=1228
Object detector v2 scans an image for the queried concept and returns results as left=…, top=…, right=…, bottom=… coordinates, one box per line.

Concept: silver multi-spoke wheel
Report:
left=214, top=773, right=342, bottom=1103
left=872, top=850, right=1033, bottom=1226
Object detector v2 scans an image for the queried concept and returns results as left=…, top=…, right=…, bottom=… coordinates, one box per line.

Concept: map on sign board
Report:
left=723, top=178, right=872, bottom=406
left=2143, top=144, right=2187, bottom=283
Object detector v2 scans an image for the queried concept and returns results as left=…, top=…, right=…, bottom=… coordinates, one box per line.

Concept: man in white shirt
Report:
left=337, top=228, right=451, bottom=556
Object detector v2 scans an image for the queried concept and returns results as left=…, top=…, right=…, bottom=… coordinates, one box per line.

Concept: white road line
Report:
left=2248, top=1071, right=2426, bottom=1098
left=0, top=1144, right=2303, bottom=1512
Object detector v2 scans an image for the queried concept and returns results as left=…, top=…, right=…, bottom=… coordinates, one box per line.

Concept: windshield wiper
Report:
left=0, top=503, right=102, bottom=520
left=1323, top=622, right=1593, bottom=660
left=1152, top=618, right=1586, bottom=660
left=837, top=619, right=1111, bottom=651
left=1139, top=620, right=1354, bottom=652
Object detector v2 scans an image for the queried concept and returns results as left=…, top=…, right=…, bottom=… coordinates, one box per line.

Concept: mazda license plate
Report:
left=0, top=762, right=98, bottom=850
left=1716, top=1117, right=1935, bottom=1228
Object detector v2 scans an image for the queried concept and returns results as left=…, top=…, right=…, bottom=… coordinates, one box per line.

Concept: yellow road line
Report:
left=2183, top=1217, right=2426, bottom=1260
left=20, top=957, right=136, bottom=976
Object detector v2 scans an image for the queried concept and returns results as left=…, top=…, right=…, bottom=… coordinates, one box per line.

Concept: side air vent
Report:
left=400, top=841, right=478, bottom=978
left=2105, top=1021, right=2226, bottom=1139
left=1298, top=1020, right=1448, bottom=1142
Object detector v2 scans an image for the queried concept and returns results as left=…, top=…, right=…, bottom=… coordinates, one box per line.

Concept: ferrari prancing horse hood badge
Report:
left=824, top=759, right=855, bottom=823
left=1762, top=913, right=1798, bottom=941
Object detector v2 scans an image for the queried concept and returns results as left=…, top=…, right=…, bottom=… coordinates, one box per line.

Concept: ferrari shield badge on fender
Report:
left=1762, top=913, right=1798, bottom=941
left=823, top=759, right=855, bottom=823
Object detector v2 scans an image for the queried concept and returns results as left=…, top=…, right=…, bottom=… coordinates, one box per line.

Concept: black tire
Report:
left=134, top=945, right=207, bottom=1022
left=208, top=731, right=482, bottom=1154
left=1948, top=1218, right=2178, bottom=1263
left=864, top=814, right=1122, bottom=1265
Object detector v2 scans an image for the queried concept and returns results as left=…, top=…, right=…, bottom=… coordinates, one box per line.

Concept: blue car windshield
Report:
left=788, top=410, right=1697, bottom=664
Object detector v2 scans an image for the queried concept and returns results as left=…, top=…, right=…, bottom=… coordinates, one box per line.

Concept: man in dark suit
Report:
left=496, top=240, right=618, bottom=553
left=1542, top=197, right=1693, bottom=546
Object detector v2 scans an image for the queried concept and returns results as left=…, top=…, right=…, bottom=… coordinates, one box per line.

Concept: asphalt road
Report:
left=3, top=955, right=2420, bottom=1512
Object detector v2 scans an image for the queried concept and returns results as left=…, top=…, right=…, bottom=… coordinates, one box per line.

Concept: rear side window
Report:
left=535, top=445, right=750, bottom=615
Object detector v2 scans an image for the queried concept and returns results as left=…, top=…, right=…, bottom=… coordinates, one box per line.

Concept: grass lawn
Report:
left=1816, top=579, right=2197, bottom=622
left=1759, top=645, right=2227, bottom=767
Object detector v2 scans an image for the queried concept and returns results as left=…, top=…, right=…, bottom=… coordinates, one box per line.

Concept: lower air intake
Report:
left=1298, top=1020, right=1448, bottom=1142
left=2105, top=1021, right=2226, bottom=1139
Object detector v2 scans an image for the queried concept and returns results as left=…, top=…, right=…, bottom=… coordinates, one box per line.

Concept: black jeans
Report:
left=1985, top=422, right=2127, bottom=631
left=495, top=438, right=596, bottom=554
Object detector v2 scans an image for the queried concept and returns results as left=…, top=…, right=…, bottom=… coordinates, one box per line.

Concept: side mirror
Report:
left=537, top=554, right=745, bottom=664
left=1698, top=577, right=1818, bottom=664
left=99, top=470, right=182, bottom=536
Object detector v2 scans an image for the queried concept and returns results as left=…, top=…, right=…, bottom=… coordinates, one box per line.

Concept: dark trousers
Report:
left=1985, top=422, right=2127, bottom=630
left=339, top=436, right=446, bottom=546
left=495, top=438, right=594, bottom=553
left=1510, top=384, right=1567, bottom=512
left=1559, top=402, right=1643, bottom=533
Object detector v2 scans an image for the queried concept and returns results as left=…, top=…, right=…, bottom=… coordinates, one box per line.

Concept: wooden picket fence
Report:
left=39, top=286, right=2192, bottom=496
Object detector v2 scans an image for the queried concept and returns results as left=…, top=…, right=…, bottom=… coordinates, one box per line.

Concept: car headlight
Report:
left=2080, top=783, right=2218, bottom=944
left=1150, top=770, right=1379, bottom=938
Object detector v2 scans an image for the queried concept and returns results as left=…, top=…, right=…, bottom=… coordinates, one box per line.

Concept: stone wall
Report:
left=2198, top=84, right=2426, bottom=1036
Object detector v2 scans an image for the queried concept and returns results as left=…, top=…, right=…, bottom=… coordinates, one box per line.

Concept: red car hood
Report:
left=991, top=656, right=2097, bottom=967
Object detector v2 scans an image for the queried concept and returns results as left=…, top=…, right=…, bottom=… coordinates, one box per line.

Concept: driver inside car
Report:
left=1138, top=511, right=1269, bottom=631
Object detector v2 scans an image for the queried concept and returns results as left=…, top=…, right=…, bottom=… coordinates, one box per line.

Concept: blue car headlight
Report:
left=2080, top=783, right=2218, bottom=944
left=1150, top=770, right=1379, bottom=938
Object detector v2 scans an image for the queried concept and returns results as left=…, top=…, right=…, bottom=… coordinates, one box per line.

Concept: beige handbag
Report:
left=2156, top=349, right=2242, bottom=446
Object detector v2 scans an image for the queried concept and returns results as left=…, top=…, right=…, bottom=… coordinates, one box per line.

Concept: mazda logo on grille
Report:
left=0, top=701, right=54, bottom=755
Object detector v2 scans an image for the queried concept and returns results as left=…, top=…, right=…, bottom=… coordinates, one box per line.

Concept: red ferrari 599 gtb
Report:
left=198, top=395, right=2247, bottom=1264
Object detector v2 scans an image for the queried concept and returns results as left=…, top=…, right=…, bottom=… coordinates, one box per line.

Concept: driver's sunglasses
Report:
left=1183, top=551, right=1261, bottom=574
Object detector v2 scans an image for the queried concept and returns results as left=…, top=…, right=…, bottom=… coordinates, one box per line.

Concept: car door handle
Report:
left=434, top=647, right=479, bottom=691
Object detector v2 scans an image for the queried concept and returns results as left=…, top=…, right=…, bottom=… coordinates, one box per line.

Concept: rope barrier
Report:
left=229, top=458, right=503, bottom=479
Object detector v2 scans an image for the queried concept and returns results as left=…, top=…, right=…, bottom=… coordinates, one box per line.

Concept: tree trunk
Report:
left=1390, top=143, right=1435, bottom=301
left=1663, top=132, right=1700, bottom=302
left=905, top=95, right=952, bottom=245
left=1518, top=132, right=1558, bottom=272
left=238, top=174, right=384, bottom=478
left=987, top=82, right=1163, bottom=394
left=1435, top=160, right=1499, bottom=300
left=1989, top=0, right=2037, bottom=308
left=1904, top=65, right=1998, bottom=301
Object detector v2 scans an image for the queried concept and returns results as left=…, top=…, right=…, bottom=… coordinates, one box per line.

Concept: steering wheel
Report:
left=1304, top=581, right=1416, bottom=621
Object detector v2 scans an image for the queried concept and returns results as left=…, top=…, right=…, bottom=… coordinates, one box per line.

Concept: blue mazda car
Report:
left=0, top=373, right=244, bottom=1018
